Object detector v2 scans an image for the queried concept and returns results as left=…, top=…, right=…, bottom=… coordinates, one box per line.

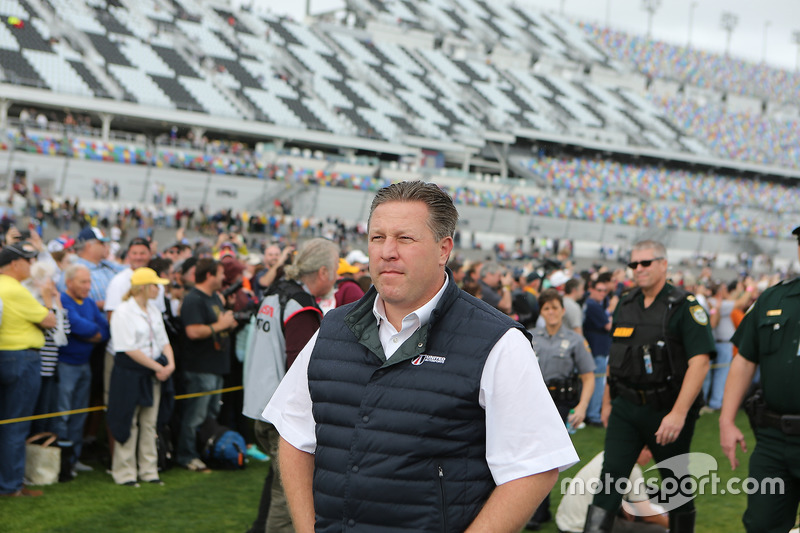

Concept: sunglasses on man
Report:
left=627, top=257, right=663, bottom=270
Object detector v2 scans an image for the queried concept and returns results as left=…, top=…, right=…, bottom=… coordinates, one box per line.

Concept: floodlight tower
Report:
left=687, top=1, right=699, bottom=47
left=761, top=20, right=772, bottom=63
left=793, top=30, right=800, bottom=71
left=720, top=11, right=738, bottom=57
left=641, top=0, right=661, bottom=39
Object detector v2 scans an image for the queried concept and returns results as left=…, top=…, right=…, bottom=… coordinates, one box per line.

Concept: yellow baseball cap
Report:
left=130, top=267, right=169, bottom=286
left=337, top=258, right=360, bottom=275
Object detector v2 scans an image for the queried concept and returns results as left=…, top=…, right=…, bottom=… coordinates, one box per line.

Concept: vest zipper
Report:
left=438, top=464, right=447, bottom=532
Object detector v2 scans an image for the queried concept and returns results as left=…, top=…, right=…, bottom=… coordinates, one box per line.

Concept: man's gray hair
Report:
left=369, top=181, right=458, bottom=242
left=632, top=240, right=667, bottom=260
left=64, top=263, right=89, bottom=281
left=479, top=261, right=504, bottom=278
left=284, top=238, right=339, bottom=282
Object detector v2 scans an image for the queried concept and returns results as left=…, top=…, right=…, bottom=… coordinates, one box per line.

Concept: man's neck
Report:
left=79, top=254, right=100, bottom=266
left=195, top=283, right=214, bottom=296
left=66, top=291, right=82, bottom=302
left=641, top=281, right=666, bottom=305
left=1, top=269, right=23, bottom=282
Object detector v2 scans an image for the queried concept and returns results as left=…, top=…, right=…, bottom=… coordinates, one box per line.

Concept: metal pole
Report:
left=141, top=138, right=154, bottom=203
left=687, top=1, right=698, bottom=47
left=761, top=21, right=772, bottom=63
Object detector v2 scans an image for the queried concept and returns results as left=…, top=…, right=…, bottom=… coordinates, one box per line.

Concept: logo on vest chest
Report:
left=411, top=354, right=446, bottom=366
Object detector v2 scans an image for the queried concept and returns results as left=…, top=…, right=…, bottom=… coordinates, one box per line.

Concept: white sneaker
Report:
left=73, top=461, right=94, bottom=472
left=184, top=458, right=210, bottom=472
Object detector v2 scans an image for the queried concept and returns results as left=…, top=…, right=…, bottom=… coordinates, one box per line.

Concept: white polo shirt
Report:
left=264, top=276, right=578, bottom=486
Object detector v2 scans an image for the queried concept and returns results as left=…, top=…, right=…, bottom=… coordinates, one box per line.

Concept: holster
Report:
left=547, top=376, right=580, bottom=404
left=746, top=389, right=800, bottom=435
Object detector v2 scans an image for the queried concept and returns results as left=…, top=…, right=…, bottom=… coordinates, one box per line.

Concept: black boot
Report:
left=58, top=444, right=75, bottom=483
left=583, top=505, right=614, bottom=533
left=669, top=509, right=696, bottom=533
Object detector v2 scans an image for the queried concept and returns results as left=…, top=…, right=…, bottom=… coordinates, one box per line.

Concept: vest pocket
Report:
left=438, top=464, right=447, bottom=532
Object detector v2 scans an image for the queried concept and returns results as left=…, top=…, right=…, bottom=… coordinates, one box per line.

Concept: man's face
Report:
left=482, top=270, right=502, bottom=289
left=127, top=244, right=151, bottom=270
left=263, top=245, right=281, bottom=268
left=573, top=282, right=585, bottom=300
left=368, top=201, right=452, bottom=319
left=88, top=239, right=109, bottom=262
left=210, top=265, right=225, bottom=292
left=540, top=299, right=565, bottom=330
left=66, top=268, right=92, bottom=300
left=629, top=249, right=667, bottom=292
left=589, top=282, right=608, bottom=303
left=182, top=266, right=196, bottom=289
left=10, top=257, right=32, bottom=280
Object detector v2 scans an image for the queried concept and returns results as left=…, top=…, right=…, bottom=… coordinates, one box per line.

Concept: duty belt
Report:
left=759, top=409, right=800, bottom=436
left=612, top=381, right=677, bottom=410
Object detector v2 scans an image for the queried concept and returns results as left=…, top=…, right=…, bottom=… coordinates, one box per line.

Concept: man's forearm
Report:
left=279, top=437, right=315, bottom=533
left=671, top=355, right=710, bottom=417
left=465, top=469, right=558, bottom=533
left=720, top=356, right=757, bottom=425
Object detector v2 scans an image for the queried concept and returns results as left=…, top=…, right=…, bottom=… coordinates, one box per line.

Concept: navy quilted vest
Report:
left=308, top=275, right=527, bottom=532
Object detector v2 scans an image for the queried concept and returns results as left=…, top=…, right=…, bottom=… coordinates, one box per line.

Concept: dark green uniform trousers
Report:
left=744, top=428, right=800, bottom=532
left=593, top=397, right=698, bottom=514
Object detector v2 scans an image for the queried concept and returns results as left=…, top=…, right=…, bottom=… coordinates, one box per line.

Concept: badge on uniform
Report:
left=613, top=327, right=634, bottom=337
left=766, top=309, right=782, bottom=317
left=689, top=305, right=708, bottom=325
left=560, top=340, right=570, bottom=350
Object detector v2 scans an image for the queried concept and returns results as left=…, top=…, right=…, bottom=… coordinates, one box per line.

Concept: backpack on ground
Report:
left=196, top=417, right=246, bottom=470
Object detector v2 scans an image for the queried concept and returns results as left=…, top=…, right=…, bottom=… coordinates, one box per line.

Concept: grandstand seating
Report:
left=581, top=22, right=800, bottom=105
left=1, top=0, right=798, bottom=246
left=6, top=129, right=798, bottom=240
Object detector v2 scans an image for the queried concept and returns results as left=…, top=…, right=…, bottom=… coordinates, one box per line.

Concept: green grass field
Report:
left=2, top=410, right=757, bottom=532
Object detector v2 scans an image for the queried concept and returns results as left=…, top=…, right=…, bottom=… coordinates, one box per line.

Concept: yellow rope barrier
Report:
left=0, top=385, right=243, bottom=425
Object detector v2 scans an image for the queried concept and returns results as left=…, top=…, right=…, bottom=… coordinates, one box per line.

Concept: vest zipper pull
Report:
left=438, top=465, right=443, bottom=478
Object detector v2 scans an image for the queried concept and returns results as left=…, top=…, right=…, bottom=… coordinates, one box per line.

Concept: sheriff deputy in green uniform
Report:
left=720, top=224, right=800, bottom=533
left=584, top=240, right=714, bottom=533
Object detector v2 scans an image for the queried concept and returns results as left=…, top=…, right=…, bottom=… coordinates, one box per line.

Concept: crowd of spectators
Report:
left=654, top=96, right=800, bottom=170
left=5, top=130, right=798, bottom=240
left=580, top=22, right=800, bottom=103
left=0, top=197, right=793, bottom=502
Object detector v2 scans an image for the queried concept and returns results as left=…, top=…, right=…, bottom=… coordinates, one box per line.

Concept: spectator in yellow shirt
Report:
left=0, top=241, right=57, bottom=497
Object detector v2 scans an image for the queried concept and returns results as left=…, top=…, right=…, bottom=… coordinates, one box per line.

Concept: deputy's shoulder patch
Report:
left=613, top=327, right=634, bottom=337
left=689, top=305, right=708, bottom=325
left=583, top=339, right=591, bottom=353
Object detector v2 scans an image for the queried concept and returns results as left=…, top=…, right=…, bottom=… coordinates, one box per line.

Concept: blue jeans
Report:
left=176, top=371, right=223, bottom=466
left=0, top=349, right=41, bottom=494
left=31, top=374, right=58, bottom=435
left=703, top=342, right=733, bottom=410
left=53, top=362, right=92, bottom=464
left=586, top=355, right=607, bottom=423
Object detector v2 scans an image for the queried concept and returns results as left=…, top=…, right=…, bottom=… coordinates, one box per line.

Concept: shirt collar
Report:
left=371, top=271, right=449, bottom=332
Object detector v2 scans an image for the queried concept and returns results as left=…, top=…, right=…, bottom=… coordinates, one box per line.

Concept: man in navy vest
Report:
left=264, top=181, right=577, bottom=532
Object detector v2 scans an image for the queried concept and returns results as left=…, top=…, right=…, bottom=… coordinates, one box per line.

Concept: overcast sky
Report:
left=246, top=0, right=799, bottom=71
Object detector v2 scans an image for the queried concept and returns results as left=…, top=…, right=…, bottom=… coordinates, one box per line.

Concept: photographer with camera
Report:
left=243, top=238, right=339, bottom=533
left=176, top=258, right=237, bottom=472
